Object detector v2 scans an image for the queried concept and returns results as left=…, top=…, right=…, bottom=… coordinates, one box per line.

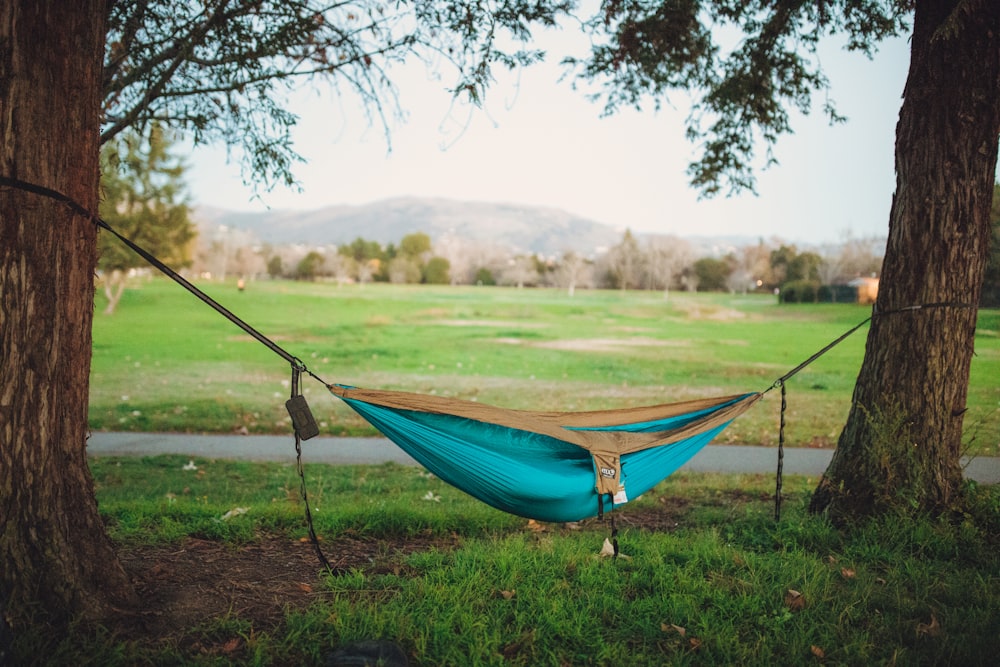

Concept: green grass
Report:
left=90, top=278, right=1000, bottom=454
left=15, top=457, right=999, bottom=665
left=93, top=455, right=522, bottom=544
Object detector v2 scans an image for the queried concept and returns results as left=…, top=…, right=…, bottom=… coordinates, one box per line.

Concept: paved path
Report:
left=87, top=432, right=1000, bottom=484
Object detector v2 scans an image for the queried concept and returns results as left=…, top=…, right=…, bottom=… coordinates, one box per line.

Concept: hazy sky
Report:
left=186, top=26, right=915, bottom=246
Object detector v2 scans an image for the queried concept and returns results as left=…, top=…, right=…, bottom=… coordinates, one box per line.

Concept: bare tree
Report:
left=553, top=251, right=593, bottom=297
left=501, top=255, right=540, bottom=288
left=646, top=235, right=694, bottom=298
left=606, top=229, right=645, bottom=291
left=434, top=235, right=477, bottom=285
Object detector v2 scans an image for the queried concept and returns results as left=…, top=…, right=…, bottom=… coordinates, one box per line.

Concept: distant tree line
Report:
left=191, top=208, right=1000, bottom=307
left=187, top=222, right=893, bottom=299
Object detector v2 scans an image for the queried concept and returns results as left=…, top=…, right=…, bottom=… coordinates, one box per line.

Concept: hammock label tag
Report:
left=613, top=487, right=629, bottom=505
left=286, top=395, right=320, bottom=440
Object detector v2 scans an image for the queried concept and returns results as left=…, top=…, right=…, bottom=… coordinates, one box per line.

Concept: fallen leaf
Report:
left=876, top=577, right=887, bottom=585
left=661, top=623, right=686, bottom=637
left=297, top=582, right=313, bottom=594
left=784, top=589, right=806, bottom=611
left=688, top=637, right=703, bottom=650
left=811, top=645, right=826, bottom=658
left=526, top=519, right=546, bottom=532
left=422, top=490, right=441, bottom=502
left=597, top=538, right=632, bottom=559
left=598, top=538, right=616, bottom=558
left=498, top=589, right=516, bottom=600
left=916, top=614, right=941, bottom=638
left=840, top=567, right=856, bottom=579
left=182, top=460, right=198, bottom=471
left=220, top=507, right=248, bottom=521
left=221, top=638, right=242, bottom=654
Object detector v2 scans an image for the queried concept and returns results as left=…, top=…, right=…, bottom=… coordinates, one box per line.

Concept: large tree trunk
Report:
left=810, top=0, right=1000, bottom=520
left=0, top=1, right=136, bottom=624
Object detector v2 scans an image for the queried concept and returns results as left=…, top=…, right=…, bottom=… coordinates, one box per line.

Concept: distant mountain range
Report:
left=193, top=197, right=627, bottom=256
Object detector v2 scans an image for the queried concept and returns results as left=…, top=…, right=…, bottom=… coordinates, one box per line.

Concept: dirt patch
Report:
left=117, top=535, right=406, bottom=636
left=673, top=304, right=749, bottom=321
left=437, top=319, right=547, bottom=328
left=106, top=498, right=726, bottom=659
left=536, top=337, right=688, bottom=352
left=113, top=531, right=457, bottom=658
left=607, top=497, right=694, bottom=533
left=494, top=337, right=689, bottom=352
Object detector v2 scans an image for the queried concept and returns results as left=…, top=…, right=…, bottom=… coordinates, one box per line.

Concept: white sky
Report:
left=186, top=27, right=915, bottom=245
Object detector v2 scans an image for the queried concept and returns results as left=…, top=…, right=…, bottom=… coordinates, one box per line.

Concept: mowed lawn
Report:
left=90, top=278, right=1000, bottom=455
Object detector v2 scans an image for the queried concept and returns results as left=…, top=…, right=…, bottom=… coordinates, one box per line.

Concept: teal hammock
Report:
left=329, top=385, right=761, bottom=523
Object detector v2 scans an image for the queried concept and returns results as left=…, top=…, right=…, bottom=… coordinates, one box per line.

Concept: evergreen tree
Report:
left=98, top=123, right=195, bottom=313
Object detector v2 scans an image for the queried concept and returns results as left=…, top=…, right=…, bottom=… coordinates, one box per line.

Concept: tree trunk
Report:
left=810, top=0, right=1000, bottom=521
left=103, top=270, right=127, bottom=315
left=0, top=0, right=136, bottom=624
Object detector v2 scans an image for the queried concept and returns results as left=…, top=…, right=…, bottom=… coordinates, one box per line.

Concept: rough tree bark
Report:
left=810, top=0, right=1000, bottom=520
left=0, top=1, right=136, bottom=623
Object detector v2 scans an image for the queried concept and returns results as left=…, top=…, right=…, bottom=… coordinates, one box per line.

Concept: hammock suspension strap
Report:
left=596, top=493, right=620, bottom=558
left=775, top=381, right=786, bottom=521
left=766, top=301, right=976, bottom=521
left=290, top=365, right=337, bottom=572
left=0, top=175, right=321, bottom=381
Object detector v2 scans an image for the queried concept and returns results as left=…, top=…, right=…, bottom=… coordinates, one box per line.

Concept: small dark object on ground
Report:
left=325, top=639, right=409, bottom=667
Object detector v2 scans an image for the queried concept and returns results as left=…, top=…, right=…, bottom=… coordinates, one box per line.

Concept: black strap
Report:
left=596, top=493, right=620, bottom=559
left=102, top=209, right=313, bottom=372
left=766, top=301, right=977, bottom=392
left=0, top=174, right=317, bottom=379
left=768, top=316, right=872, bottom=390
left=291, top=366, right=339, bottom=573
left=774, top=381, right=786, bottom=520
left=765, top=301, right=977, bottom=521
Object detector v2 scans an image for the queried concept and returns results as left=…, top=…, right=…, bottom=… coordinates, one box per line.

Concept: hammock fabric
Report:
left=329, top=384, right=761, bottom=523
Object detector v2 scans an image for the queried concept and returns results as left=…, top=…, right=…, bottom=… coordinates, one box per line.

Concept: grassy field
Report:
left=90, top=277, right=1000, bottom=454
left=13, top=457, right=999, bottom=665
left=12, top=278, right=994, bottom=665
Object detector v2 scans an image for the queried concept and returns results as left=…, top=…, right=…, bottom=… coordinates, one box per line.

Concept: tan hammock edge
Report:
left=328, top=385, right=763, bottom=497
